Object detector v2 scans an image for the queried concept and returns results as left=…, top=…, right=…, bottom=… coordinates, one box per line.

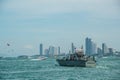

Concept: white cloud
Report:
left=1, top=0, right=120, bottom=26
left=2, top=0, right=119, bottom=16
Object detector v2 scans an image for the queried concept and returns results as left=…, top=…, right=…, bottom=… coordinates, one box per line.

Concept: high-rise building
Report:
left=97, top=47, right=102, bottom=55
left=58, top=46, right=60, bottom=55
left=71, top=43, right=75, bottom=53
left=85, top=37, right=92, bottom=55
left=85, top=37, right=97, bottom=55
left=40, top=44, right=43, bottom=56
left=44, top=49, right=49, bottom=56
left=102, top=43, right=108, bottom=55
left=49, top=46, right=55, bottom=56
left=54, top=47, right=58, bottom=55
left=108, top=48, right=114, bottom=55
left=92, top=42, right=97, bottom=54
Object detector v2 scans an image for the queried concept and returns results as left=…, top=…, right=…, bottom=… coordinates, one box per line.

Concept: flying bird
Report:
left=7, top=43, right=10, bottom=46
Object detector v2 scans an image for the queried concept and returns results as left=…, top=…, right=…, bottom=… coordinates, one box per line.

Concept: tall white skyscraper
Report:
left=102, top=43, right=108, bottom=55
left=49, top=46, right=55, bottom=56
left=92, top=42, right=97, bottom=54
left=44, top=49, right=49, bottom=56
left=54, top=47, right=58, bottom=55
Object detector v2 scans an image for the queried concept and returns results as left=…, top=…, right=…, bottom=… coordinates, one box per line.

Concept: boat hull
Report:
left=56, top=59, right=86, bottom=67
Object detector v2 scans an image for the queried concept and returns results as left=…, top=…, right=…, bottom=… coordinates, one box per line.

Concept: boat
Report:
left=30, top=56, right=47, bottom=61
left=56, top=48, right=96, bottom=67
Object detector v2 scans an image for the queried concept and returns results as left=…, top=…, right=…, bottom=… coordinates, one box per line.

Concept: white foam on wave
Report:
left=96, top=66, right=109, bottom=69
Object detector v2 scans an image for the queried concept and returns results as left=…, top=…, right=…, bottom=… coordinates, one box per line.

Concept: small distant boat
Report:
left=56, top=48, right=96, bottom=67
left=31, top=56, right=47, bottom=61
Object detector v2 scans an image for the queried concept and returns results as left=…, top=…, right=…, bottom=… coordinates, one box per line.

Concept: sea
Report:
left=0, top=56, right=120, bottom=80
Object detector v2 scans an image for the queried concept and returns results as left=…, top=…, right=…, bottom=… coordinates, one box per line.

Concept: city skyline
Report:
left=0, top=0, right=120, bottom=57
left=0, top=37, right=117, bottom=57
left=38, top=37, right=115, bottom=57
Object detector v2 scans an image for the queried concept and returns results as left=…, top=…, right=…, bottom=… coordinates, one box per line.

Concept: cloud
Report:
left=2, top=0, right=119, bottom=16
left=0, top=0, right=119, bottom=25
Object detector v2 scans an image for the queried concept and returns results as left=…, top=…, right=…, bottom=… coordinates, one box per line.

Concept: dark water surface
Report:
left=0, top=56, right=120, bottom=80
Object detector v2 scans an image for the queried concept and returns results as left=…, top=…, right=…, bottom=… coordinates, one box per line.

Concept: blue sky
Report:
left=0, top=0, right=120, bottom=57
